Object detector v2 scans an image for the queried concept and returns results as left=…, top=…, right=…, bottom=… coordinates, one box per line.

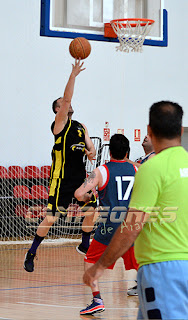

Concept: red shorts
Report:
left=84, top=239, right=138, bottom=270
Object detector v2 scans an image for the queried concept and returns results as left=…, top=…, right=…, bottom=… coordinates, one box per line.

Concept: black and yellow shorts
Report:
left=47, top=178, right=97, bottom=216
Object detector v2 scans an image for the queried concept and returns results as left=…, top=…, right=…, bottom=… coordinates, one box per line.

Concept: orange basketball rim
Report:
left=104, top=18, right=155, bottom=38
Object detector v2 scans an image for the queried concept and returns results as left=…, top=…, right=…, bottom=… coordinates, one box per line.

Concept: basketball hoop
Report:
left=109, top=18, right=155, bottom=53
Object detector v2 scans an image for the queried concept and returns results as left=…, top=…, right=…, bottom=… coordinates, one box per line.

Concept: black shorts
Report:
left=47, top=178, right=97, bottom=216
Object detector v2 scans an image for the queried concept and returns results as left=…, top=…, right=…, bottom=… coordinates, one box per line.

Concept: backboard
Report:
left=40, top=0, right=168, bottom=47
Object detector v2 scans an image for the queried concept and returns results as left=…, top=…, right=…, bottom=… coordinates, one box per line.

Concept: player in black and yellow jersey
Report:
left=49, top=111, right=91, bottom=212
left=24, top=60, right=96, bottom=272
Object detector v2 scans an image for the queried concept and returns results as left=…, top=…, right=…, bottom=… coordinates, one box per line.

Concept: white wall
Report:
left=1, top=0, right=188, bottom=168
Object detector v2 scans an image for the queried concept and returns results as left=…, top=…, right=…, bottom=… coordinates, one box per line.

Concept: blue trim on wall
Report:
left=144, top=10, right=168, bottom=47
left=40, top=1, right=168, bottom=47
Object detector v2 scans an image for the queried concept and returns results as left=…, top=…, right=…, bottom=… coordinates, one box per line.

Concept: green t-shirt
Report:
left=129, top=146, right=188, bottom=267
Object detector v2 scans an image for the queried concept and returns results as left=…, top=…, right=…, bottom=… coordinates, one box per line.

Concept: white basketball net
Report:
left=111, top=20, right=154, bottom=53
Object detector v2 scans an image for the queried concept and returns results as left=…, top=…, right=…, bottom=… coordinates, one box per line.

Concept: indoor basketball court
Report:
left=1, top=0, right=188, bottom=319
left=0, top=243, right=138, bottom=319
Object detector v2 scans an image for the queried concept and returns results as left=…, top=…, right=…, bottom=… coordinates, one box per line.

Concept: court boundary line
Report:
left=0, top=278, right=136, bottom=291
left=17, top=302, right=138, bottom=310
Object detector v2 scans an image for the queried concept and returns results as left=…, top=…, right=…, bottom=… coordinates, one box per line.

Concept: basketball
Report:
left=69, top=37, right=91, bottom=60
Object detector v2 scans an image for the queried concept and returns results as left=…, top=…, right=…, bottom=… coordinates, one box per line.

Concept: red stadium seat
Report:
left=40, top=165, right=51, bottom=178
left=31, top=185, right=49, bottom=199
left=15, top=205, right=29, bottom=217
left=13, top=185, right=32, bottom=199
left=0, top=166, right=9, bottom=178
left=8, top=166, right=25, bottom=179
left=24, top=166, right=41, bottom=179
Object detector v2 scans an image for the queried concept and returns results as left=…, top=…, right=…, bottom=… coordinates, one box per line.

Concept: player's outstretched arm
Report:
left=54, top=60, right=85, bottom=134
left=82, top=124, right=96, bottom=163
left=63, top=59, right=85, bottom=103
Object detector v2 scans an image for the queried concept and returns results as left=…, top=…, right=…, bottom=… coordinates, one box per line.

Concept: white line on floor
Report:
left=17, top=302, right=138, bottom=310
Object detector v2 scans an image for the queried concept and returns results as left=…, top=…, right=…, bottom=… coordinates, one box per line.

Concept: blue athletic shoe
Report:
left=80, top=297, right=105, bottom=315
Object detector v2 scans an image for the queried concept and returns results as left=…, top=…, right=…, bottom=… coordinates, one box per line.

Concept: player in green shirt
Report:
left=82, top=101, right=188, bottom=319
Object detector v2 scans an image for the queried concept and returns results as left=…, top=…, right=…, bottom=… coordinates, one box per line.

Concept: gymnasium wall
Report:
left=1, top=0, right=188, bottom=167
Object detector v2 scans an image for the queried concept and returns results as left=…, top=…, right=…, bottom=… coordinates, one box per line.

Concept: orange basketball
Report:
left=69, top=37, right=91, bottom=60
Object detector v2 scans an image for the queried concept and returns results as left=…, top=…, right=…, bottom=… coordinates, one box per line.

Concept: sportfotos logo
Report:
left=24, top=205, right=178, bottom=229
left=93, top=206, right=178, bottom=233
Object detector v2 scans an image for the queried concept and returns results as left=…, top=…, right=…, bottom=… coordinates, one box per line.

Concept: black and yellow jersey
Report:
left=50, top=119, right=86, bottom=189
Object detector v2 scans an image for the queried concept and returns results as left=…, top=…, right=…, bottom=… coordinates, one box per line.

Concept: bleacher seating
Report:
left=8, top=166, right=25, bottom=179
left=40, top=165, right=51, bottom=178
left=30, top=185, right=49, bottom=199
left=24, top=166, right=41, bottom=179
left=0, top=166, right=9, bottom=178
left=13, top=185, right=32, bottom=199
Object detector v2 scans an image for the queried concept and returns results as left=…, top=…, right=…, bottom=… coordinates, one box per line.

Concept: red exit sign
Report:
left=134, top=129, right=141, bottom=142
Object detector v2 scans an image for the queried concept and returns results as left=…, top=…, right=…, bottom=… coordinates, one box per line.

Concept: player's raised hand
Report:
left=72, top=59, right=86, bottom=77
